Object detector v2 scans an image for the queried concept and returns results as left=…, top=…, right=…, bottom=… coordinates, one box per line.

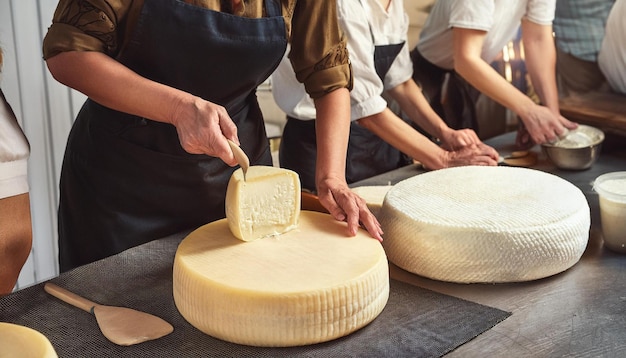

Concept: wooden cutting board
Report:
left=559, top=91, right=626, bottom=136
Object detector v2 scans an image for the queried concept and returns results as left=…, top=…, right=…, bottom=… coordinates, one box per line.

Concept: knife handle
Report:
left=44, top=283, right=97, bottom=314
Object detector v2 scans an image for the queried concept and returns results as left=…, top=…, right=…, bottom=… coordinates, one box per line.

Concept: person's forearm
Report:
left=313, top=88, right=351, bottom=186
left=357, top=108, right=446, bottom=169
left=455, top=53, right=536, bottom=118
left=387, top=80, right=449, bottom=139
left=522, top=20, right=560, bottom=113
left=45, top=51, right=190, bottom=125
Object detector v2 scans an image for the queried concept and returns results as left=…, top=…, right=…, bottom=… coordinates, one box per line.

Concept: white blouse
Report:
left=271, top=0, right=413, bottom=122
left=417, top=0, right=556, bottom=70
left=0, top=89, right=30, bottom=199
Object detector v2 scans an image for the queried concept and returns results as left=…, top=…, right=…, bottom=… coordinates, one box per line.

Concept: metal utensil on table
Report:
left=227, top=139, right=250, bottom=181
left=44, top=283, right=173, bottom=346
left=498, top=150, right=538, bottom=167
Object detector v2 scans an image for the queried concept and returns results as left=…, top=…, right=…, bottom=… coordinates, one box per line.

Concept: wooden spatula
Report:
left=44, top=283, right=173, bottom=346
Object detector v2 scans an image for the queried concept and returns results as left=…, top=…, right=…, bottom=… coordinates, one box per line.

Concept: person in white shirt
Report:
left=598, top=0, right=626, bottom=94
left=0, top=48, right=32, bottom=295
left=412, top=0, right=578, bottom=148
left=272, top=0, right=498, bottom=192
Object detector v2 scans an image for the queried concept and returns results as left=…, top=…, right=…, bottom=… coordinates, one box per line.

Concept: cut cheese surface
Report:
left=0, top=322, right=58, bottom=358
left=352, top=185, right=393, bottom=217
left=225, top=166, right=300, bottom=241
left=379, top=166, right=590, bottom=283
left=173, top=210, right=389, bottom=347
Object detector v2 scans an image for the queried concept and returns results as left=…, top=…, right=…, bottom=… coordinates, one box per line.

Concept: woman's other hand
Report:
left=316, top=176, right=384, bottom=242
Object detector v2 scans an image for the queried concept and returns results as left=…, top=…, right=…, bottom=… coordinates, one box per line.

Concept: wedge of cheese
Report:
left=351, top=185, right=393, bottom=217
left=0, top=322, right=58, bottom=358
left=379, top=166, right=590, bottom=283
left=173, top=210, right=389, bottom=347
left=225, top=166, right=301, bottom=241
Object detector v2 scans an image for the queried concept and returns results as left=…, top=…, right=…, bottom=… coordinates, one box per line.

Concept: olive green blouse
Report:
left=42, top=0, right=351, bottom=98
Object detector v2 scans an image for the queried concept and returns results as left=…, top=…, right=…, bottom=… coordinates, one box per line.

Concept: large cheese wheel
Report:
left=173, top=211, right=389, bottom=347
left=0, top=322, right=58, bottom=358
left=379, top=166, right=590, bottom=283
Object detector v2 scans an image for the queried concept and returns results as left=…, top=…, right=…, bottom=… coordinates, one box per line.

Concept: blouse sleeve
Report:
left=42, top=0, right=138, bottom=60
left=526, top=0, right=556, bottom=25
left=338, top=0, right=387, bottom=121
left=288, top=0, right=353, bottom=99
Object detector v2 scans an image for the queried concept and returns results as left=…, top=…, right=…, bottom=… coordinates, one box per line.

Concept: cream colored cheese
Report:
left=0, top=322, right=58, bottom=358
left=379, top=166, right=590, bottom=283
left=225, top=166, right=301, bottom=241
left=173, top=211, right=389, bottom=347
left=351, top=185, right=393, bottom=217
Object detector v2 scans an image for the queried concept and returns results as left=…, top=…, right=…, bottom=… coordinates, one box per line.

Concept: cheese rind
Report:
left=0, top=322, right=58, bottom=358
left=379, top=166, right=590, bottom=283
left=225, top=166, right=301, bottom=241
left=173, top=211, right=389, bottom=347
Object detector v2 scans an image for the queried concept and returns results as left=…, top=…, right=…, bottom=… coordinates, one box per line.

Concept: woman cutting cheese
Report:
left=43, top=0, right=382, bottom=272
left=411, top=0, right=578, bottom=148
left=272, top=0, right=499, bottom=191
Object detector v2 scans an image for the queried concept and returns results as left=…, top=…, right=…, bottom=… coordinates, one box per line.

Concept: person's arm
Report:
left=45, top=51, right=239, bottom=166
left=521, top=19, right=560, bottom=114
left=0, top=193, right=32, bottom=296
left=387, top=78, right=494, bottom=152
left=357, top=107, right=498, bottom=168
left=314, top=88, right=383, bottom=242
left=452, top=27, right=576, bottom=145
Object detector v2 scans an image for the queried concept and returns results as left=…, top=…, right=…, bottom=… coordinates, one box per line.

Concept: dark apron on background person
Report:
left=410, top=47, right=480, bottom=132
left=58, top=0, right=287, bottom=271
left=280, top=40, right=411, bottom=192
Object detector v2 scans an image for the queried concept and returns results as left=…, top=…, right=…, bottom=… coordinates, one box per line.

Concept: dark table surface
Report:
left=351, top=131, right=626, bottom=357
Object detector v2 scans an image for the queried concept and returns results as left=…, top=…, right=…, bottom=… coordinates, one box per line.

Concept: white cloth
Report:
left=598, top=0, right=626, bottom=94
left=0, top=89, right=30, bottom=199
left=271, top=0, right=413, bottom=121
left=416, top=0, right=555, bottom=70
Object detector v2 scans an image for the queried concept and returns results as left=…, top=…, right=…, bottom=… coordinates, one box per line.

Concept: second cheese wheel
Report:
left=379, top=166, right=590, bottom=283
left=173, top=211, right=389, bottom=347
left=0, top=322, right=58, bottom=358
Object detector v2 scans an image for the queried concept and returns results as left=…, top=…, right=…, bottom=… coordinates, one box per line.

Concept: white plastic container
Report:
left=593, top=171, right=626, bottom=253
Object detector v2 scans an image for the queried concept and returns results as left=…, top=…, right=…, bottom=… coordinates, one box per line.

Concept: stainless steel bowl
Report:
left=542, top=125, right=605, bottom=170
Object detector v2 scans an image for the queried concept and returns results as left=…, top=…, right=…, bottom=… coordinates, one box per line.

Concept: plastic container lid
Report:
left=593, top=171, right=626, bottom=202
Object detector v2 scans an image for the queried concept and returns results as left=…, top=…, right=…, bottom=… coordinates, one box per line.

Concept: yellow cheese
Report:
left=379, top=166, right=590, bottom=283
left=225, top=166, right=301, bottom=241
left=173, top=210, right=389, bottom=347
left=351, top=185, right=393, bottom=217
left=0, top=322, right=58, bottom=358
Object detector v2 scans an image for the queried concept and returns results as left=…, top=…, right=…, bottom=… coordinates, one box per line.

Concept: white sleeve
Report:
left=338, top=0, right=387, bottom=121
left=449, top=0, right=494, bottom=31
left=0, top=92, right=30, bottom=198
left=526, top=0, right=556, bottom=25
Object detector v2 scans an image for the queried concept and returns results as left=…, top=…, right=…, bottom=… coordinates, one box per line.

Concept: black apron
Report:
left=58, top=0, right=287, bottom=271
left=410, top=47, right=480, bottom=131
left=280, top=39, right=411, bottom=192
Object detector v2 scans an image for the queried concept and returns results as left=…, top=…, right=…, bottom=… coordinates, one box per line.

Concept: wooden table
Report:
left=351, top=131, right=626, bottom=357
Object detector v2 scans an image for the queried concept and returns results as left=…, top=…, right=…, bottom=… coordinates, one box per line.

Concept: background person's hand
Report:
left=439, top=127, right=482, bottom=150
left=435, top=143, right=499, bottom=168
left=518, top=104, right=577, bottom=147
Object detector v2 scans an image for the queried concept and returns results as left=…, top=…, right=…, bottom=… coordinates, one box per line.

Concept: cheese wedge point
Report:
left=225, top=166, right=301, bottom=241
